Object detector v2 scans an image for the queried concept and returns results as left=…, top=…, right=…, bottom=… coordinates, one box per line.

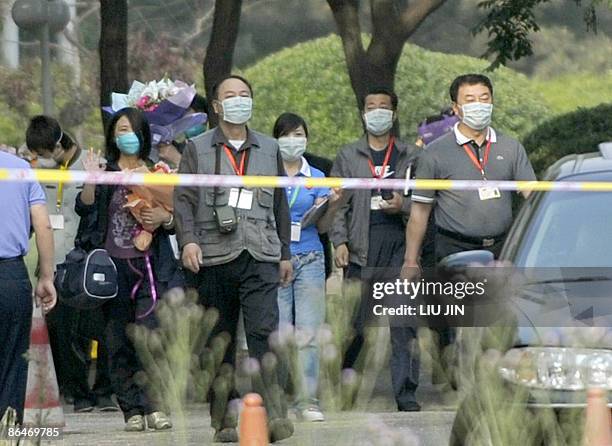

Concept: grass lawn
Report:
left=535, top=71, right=612, bottom=115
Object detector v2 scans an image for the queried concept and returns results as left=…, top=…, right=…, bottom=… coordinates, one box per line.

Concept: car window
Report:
left=515, top=191, right=612, bottom=267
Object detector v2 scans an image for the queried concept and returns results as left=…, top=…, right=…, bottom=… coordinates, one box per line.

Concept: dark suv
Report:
left=447, top=143, right=612, bottom=445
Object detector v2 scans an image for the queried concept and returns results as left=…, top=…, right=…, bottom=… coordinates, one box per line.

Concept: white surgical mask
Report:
left=364, top=108, right=394, bottom=136
left=278, top=136, right=307, bottom=162
left=36, top=157, right=59, bottom=169
left=221, top=96, right=253, bottom=125
left=461, top=102, right=493, bottom=131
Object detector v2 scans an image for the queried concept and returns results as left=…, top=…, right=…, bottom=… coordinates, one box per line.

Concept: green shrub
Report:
left=244, top=35, right=552, bottom=158
left=534, top=71, right=612, bottom=115
left=523, top=103, right=612, bottom=176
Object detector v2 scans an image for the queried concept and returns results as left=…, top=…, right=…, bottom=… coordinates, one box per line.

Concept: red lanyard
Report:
left=224, top=145, right=247, bottom=176
left=462, top=139, right=492, bottom=179
left=367, top=137, right=395, bottom=179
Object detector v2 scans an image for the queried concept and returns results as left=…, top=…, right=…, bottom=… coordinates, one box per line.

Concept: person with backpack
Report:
left=76, top=107, right=180, bottom=432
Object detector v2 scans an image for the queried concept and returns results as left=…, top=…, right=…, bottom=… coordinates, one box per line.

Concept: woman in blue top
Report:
left=273, top=113, right=342, bottom=422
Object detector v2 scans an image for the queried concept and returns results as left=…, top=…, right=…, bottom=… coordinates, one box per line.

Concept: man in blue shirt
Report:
left=0, top=151, right=57, bottom=423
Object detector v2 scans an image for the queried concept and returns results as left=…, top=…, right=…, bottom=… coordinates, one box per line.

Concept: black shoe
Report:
left=213, top=427, right=238, bottom=443
left=269, top=418, right=294, bottom=443
left=74, top=399, right=95, bottom=413
left=398, top=401, right=421, bottom=412
left=96, top=395, right=119, bottom=412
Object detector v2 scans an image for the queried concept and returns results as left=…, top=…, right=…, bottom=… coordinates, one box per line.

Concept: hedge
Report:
left=243, top=34, right=552, bottom=158
left=523, top=103, right=612, bottom=176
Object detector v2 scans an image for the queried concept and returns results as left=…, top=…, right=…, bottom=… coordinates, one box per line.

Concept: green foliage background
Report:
left=244, top=35, right=552, bottom=158
left=523, top=103, right=612, bottom=176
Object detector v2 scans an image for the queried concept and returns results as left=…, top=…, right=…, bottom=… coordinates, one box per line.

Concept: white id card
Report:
left=478, top=186, right=501, bottom=201
left=237, top=189, right=254, bottom=210
left=49, top=214, right=65, bottom=230
left=370, top=195, right=384, bottom=210
left=228, top=188, right=240, bottom=208
left=291, top=222, right=302, bottom=242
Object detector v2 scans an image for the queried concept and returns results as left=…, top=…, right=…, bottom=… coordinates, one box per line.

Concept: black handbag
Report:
left=54, top=248, right=118, bottom=310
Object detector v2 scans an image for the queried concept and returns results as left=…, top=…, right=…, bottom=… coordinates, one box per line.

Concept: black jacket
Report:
left=74, top=162, right=181, bottom=286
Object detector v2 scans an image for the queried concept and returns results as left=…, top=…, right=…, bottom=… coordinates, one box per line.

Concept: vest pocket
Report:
left=205, top=188, right=229, bottom=207
left=261, top=225, right=281, bottom=256
left=257, top=188, right=274, bottom=208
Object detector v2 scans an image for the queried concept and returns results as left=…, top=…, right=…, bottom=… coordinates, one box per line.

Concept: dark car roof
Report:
left=543, top=143, right=612, bottom=181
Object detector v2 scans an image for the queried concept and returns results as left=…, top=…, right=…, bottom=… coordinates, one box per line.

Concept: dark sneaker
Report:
left=398, top=401, right=421, bottom=412
left=73, top=399, right=95, bottom=413
left=213, top=427, right=238, bottom=443
left=96, top=395, right=119, bottom=412
left=269, top=418, right=294, bottom=443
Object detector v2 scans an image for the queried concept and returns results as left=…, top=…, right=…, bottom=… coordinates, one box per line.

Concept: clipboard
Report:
left=300, top=197, right=329, bottom=228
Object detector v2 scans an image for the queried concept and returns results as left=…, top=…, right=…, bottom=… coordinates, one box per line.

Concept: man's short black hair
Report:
left=26, top=115, right=62, bottom=154
left=360, top=87, right=399, bottom=111
left=190, top=93, right=208, bottom=114
left=211, top=75, right=253, bottom=100
left=273, top=112, right=309, bottom=139
left=449, top=74, right=493, bottom=102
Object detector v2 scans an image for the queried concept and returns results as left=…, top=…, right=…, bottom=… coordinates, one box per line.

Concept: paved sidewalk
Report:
left=60, top=405, right=455, bottom=446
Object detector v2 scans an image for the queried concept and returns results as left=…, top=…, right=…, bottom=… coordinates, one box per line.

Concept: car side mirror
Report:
left=438, top=250, right=495, bottom=269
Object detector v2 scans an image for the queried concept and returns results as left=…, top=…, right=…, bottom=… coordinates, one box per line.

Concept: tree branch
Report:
left=399, top=0, right=447, bottom=40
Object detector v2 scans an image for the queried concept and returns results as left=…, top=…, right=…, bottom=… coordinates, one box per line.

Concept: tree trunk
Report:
left=203, top=0, right=243, bottom=128
left=327, top=0, right=447, bottom=133
left=99, top=0, right=128, bottom=130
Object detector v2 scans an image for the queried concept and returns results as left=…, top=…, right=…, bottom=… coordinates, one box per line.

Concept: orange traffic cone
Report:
left=583, top=388, right=612, bottom=446
left=22, top=305, right=65, bottom=427
left=239, top=393, right=268, bottom=446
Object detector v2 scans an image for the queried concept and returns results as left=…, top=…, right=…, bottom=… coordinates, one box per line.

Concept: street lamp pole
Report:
left=40, top=19, right=53, bottom=115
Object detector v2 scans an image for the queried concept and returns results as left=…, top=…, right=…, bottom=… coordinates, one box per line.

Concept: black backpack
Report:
left=55, top=248, right=118, bottom=310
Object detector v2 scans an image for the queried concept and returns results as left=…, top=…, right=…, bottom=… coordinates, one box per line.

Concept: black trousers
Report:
left=102, top=257, right=161, bottom=421
left=343, top=224, right=420, bottom=409
left=433, top=232, right=504, bottom=349
left=188, top=251, right=286, bottom=430
left=0, top=258, right=33, bottom=423
left=48, top=302, right=113, bottom=403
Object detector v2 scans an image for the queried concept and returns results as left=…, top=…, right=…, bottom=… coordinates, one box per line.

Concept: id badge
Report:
left=228, top=188, right=240, bottom=208
left=291, top=222, right=302, bottom=242
left=478, top=186, right=501, bottom=201
left=237, top=189, right=254, bottom=210
left=49, top=214, right=65, bottom=230
left=370, top=195, right=384, bottom=210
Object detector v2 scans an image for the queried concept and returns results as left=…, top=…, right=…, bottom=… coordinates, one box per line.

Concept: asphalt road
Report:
left=49, top=367, right=458, bottom=446
left=58, top=404, right=455, bottom=446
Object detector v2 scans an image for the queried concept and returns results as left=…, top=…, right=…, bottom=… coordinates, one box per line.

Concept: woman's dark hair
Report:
left=104, top=107, right=151, bottom=163
left=272, top=112, right=309, bottom=139
left=190, top=93, right=208, bottom=114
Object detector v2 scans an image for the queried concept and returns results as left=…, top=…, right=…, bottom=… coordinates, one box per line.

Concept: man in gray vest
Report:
left=174, top=75, right=293, bottom=443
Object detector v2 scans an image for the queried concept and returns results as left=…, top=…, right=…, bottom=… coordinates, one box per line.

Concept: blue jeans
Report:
left=277, top=251, right=325, bottom=409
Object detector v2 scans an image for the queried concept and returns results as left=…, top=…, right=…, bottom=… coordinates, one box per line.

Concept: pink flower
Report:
left=136, top=95, right=151, bottom=110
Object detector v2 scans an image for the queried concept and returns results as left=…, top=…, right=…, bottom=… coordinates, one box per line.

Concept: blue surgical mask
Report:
left=116, top=132, right=141, bottom=155
left=184, top=123, right=206, bottom=138
left=364, top=108, right=394, bottom=136
left=461, top=102, right=493, bottom=131
left=221, top=97, right=253, bottom=125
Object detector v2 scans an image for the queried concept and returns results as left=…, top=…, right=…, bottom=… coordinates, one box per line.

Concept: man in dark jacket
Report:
left=330, top=87, right=421, bottom=411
